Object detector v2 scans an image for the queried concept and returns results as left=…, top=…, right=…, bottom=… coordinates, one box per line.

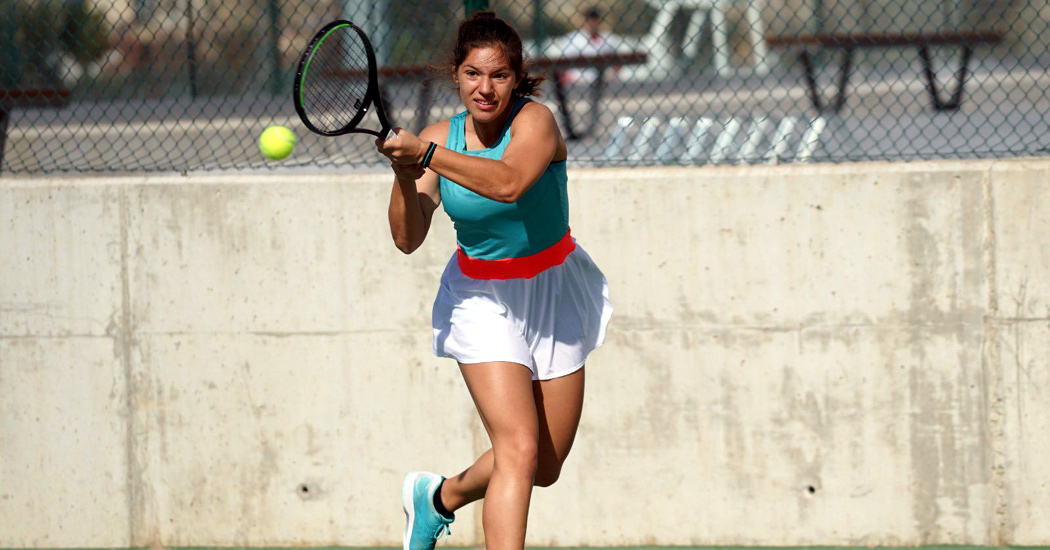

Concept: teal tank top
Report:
left=439, top=97, right=570, bottom=261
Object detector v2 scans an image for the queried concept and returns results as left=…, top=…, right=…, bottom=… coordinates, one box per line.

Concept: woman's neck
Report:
left=468, top=105, right=514, bottom=148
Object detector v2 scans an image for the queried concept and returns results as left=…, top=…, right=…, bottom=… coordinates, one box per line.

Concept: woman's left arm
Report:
left=378, top=102, right=559, bottom=204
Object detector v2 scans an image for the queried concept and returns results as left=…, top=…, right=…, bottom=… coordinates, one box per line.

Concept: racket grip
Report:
left=384, top=128, right=397, bottom=141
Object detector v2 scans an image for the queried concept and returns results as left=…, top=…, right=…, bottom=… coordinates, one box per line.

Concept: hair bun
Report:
left=471, top=10, right=497, bottom=20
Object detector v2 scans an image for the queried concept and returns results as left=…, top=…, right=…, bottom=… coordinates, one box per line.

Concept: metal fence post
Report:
left=268, top=0, right=282, bottom=95
left=0, top=2, right=23, bottom=88
left=533, top=0, right=547, bottom=52
left=464, top=0, right=489, bottom=16
left=184, top=0, right=198, bottom=98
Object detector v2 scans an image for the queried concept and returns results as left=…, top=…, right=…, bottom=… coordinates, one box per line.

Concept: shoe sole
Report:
left=402, top=471, right=424, bottom=550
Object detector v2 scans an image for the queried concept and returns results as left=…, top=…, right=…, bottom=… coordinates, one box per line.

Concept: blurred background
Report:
left=0, top=0, right=1047, bottom=173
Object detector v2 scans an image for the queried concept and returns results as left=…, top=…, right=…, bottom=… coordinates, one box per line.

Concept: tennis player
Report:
left=376, top=11, right=612, bottom=550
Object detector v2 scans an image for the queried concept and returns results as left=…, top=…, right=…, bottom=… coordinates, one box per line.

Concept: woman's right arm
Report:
left=387, top=122, right=447, bottom=254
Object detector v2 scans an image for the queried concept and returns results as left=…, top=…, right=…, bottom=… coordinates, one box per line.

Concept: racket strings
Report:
left=301, top=27, right=372, bottom=133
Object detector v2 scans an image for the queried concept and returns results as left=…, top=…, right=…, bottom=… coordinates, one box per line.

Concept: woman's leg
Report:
left=440, top=366, right=586, bottom=507
left=455, top=361, right=538, bottom=550
left=533, top=367, right=585, bottom=487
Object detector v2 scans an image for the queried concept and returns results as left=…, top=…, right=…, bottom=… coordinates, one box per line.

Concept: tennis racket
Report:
left=293, top=20, right=396, bottom=140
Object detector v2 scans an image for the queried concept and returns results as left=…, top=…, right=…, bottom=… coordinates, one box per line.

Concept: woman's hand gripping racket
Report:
left=293, top=20, right=396, bottom=140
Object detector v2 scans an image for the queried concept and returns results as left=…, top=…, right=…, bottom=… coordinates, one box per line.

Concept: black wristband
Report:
left=420, top=142, right=437, bottom=168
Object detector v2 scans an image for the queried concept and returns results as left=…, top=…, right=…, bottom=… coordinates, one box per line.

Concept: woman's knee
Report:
left=494, top=434, right=539, bottom=477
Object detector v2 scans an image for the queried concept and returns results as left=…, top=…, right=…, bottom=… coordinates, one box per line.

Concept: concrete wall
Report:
left=2, top=158, right=1049, bottom=547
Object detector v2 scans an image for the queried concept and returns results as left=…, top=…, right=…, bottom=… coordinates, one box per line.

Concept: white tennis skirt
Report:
left=432, top=242, right=613, bottom=380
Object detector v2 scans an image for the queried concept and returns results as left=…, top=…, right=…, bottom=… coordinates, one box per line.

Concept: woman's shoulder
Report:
left=510, top=99, right=566, bottom=161
left=511, top=99, right=556, bottom=127
left=419, top=119, right=452, bottom=144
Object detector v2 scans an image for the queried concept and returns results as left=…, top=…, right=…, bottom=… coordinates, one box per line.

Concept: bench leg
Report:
left=0, top=107, right=7, bottom=173
left=379, top=84, right=395, bottom=127
left=553, top=72, right=581, bottom=140
left=800, top=48, right=853, bottom=114
left=416, top=80, right=431, bottom=132
left=381, top=82, right=430, bottom=133
left=919, top=44, right=973, bottom=111
left=552, top=70, right=607, bottom=140
left=584, top=70, right=606, bottom=138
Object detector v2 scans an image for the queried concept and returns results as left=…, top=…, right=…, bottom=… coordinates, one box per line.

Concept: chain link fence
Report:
left=0, top=0, right=1047, bottom=174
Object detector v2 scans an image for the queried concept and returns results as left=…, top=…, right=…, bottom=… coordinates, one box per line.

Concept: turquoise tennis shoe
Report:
left=402, top=471, right=454, bottom=550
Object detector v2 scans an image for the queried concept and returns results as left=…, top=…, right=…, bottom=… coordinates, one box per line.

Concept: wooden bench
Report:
left=765, top=30, right=1004, bottom=113
left=376, top=51, right=647, bottom=139
left=0, top=88, right=71, bottom=172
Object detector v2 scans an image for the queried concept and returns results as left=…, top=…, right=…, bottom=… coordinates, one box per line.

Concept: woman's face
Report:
left=455, top=46, right=520, bottom=125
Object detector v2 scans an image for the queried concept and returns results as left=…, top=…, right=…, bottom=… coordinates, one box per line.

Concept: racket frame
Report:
left=293, top=20, right=395, bottom=139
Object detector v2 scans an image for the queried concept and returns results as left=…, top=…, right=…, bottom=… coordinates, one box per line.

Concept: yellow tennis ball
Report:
left=259, top=125, right=296, bottom=160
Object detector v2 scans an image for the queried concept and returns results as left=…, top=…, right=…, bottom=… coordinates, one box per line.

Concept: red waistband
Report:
left=457, top=230, right=575, bottom=280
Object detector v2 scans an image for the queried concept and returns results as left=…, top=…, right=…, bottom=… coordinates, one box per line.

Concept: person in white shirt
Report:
left=552, top=6, right=622, bottom=85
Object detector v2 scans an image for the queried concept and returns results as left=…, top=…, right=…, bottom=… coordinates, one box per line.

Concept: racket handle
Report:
left=384, top=128, right=397, bottom=141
